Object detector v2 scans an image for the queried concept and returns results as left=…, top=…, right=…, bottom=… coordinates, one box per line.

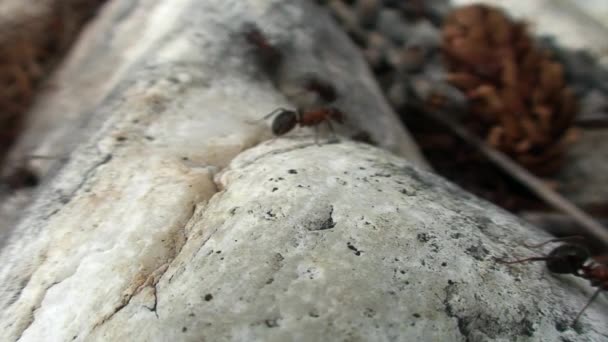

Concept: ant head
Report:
left=271, top=110, right=298, bottom=136
left=546, top=244, right=589, bottom=274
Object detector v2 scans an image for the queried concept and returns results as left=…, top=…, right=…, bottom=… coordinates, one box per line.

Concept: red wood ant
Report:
left=496, top=237, right=607, bottom=326
left=300, top=76, right=338, bottom=104
left=260, top=106, right=345, bottom=144
left=243, top=24, right=283, bottom=75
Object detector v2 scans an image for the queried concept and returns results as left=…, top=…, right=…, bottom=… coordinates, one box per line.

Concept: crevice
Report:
left=234, top=141, right=319, bottom=171
left=14, top=280, right=62, bottom=341
left=90, top=199, right=202, bottom=330
left=92, top=263, right=169, bottom=328
left=441, top=281, right=471, bottom=342
left=64, top=154, right=113, bottom=200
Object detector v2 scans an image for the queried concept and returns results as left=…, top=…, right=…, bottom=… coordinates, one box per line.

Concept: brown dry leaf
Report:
left=442, top=4, right=578, bottom=175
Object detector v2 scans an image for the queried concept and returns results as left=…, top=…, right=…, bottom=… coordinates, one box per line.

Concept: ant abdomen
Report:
left=271, top=110, right=298, bottom=136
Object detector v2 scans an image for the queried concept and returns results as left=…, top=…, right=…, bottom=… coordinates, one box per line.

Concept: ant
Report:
left=260, top=106, right=345, bottom=144
left=496, top=237, right=607, bottom=326
left=300, top=76, right=338, bottom=104
left=243, top=24, right=283, bottom=75
left=0, top=166, right=39, bottom=193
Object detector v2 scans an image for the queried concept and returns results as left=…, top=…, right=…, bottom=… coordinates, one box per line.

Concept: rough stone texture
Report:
left=3, top=139, right=607, bottom=341
left=0, top=0, right=428, bottom=247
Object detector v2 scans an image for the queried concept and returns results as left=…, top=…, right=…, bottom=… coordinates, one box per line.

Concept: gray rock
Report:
left=7, top=139, right=608, bottom=341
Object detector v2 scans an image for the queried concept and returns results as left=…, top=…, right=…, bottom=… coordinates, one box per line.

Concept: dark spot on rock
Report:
left=182, top=156, right=189, bottom=161
left=277, top=177, right=284, bottom=181
left=359, top=167, right=366, bottom=170
left=265, top=210, right=276, bottom=219
left=229, top=207, right=238, bottom=215
left=347, top=242, right=362, bottom=256
left=417, top=233, right=432, bottom=243
left=266, top=278, right=274, bottom=284
left=474, top=216, right=492, bottom=231
left=519, top=318, right=535, bottom=337
left=204, top=294, right=213, bottom=301
left=272, top=187, right=278, bottom=192
left=465, top=244, right=490, bottom=261
left=400, top=270, right=405, bottom=274
left=216, top=250, right=221, bottom=254
left=145, top=135, right=155, bottom=141
left=116, top=136, right=127, bottom=141
left=288, top=169, right=297, bottom=174
left=364, top=308, right=376, bottom=318
left=400, top=188, right=416, bottom=196
left=447, top=279, right=454, bottom=285
left=413, top=313, right=421, bottom=318
left=441, top=262, right=447, bottom=267
left=307, top=206, right=336, bottom=231
left=404, top=280, right=410, bottom=285
left=265, top=319, right=279, bottom=328
left=450, top=233, right=462, bottom=239
left=182, top=327, right=187, bottom=332
left=555, top=319, right=569, bottom=332
left=372, top=172, right=391, bottom=177
left=189, top=313, right=195, bottom=317
left=309, top=310, right=319, bottom=318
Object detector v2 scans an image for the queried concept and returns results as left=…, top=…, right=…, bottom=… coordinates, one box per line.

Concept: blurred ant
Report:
left=260, top=106, right=345, bottom=144
left=300, top=76, right=338, bottom=104
left=243, top=24, right=283, bottom=75
left=0, top=166, right=39, bottom=193
left=496, top=236, right=607, bottom=326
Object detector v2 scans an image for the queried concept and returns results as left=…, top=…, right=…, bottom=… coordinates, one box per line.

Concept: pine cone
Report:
left=442, top=4, right=577, bottom=175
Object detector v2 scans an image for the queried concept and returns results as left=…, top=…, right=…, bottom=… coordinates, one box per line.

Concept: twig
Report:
left=423, top=108, right=608, bottom=248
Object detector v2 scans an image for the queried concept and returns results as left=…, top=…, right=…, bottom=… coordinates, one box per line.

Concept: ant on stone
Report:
left=496, top=236, right=607, bottom=326
left=260, top=106, right=345, bottom=144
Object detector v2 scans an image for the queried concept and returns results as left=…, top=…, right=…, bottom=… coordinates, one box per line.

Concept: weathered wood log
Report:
left=0, top=0, right=606, bottom=341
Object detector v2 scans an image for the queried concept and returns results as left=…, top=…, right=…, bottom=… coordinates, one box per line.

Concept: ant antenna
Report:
left=494, top=255, right=552, bottom=264
left=572, top=288, right=602, bottom=326
left=523, top=236, right=586, bottom=249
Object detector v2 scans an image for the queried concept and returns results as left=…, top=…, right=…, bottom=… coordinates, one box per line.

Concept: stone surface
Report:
left=0, top=0, right=428, bottom=247
left=3, top=139, right=607, bottom=341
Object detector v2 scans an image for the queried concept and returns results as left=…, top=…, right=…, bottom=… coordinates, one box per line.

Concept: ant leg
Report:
left=326, top=120, right=338, bottom=141
left=262, top=108, right=290, bottom=120
left=246, top=108, right=290, bottom=125
left=571, top=288, right=602, bottom=326
left=523, top=236, right=586, bottom=249
left=493, top=255, right=550, bottom=264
